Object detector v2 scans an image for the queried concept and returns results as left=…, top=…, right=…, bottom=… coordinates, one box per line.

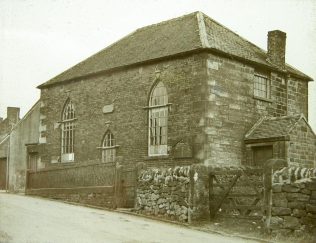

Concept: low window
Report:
left=101, top=132, right=116, bottom=163
left=254, top=72, right=270, bottom=99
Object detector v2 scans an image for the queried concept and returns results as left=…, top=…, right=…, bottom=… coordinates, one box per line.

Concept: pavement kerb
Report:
left=18, top=193, right=273, bottom=243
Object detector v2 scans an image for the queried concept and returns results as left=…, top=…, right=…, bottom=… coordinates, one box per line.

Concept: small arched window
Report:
left=148, top=81, right=168, bottom=155
left=61, top=99, right=76, bottom=162
left=101, top=131, right=116, bottom=163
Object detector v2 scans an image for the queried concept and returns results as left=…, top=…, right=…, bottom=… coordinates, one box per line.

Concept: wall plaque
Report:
left=103, top=104, right=114, bottom=114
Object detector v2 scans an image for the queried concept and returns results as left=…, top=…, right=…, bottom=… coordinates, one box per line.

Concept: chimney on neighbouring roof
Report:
left=267, top=30, right=286, bottom=70
left=7, top=107, right=20, bottom=125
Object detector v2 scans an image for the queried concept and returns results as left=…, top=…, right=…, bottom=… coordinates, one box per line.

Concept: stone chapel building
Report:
left=25, top=12, right=315, bottom=204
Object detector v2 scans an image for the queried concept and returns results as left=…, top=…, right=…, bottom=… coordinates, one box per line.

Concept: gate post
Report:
left=187, top=166, right=194, bottom=224
left=263, top=165, right=273, bottom=232
left=113, top=162, right=122, bottom=209
left=26, top=169, right=30, bottom=191
left=209, top=173, right=215, bottom=220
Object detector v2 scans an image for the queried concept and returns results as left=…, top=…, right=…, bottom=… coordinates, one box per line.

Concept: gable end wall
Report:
left=288, top=119, right=316, bottom=167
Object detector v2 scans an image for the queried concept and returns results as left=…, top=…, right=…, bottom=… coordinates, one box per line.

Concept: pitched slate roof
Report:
left=38, top=12, right=312, bottom=88
left=245, top=114, right=304, bottom=141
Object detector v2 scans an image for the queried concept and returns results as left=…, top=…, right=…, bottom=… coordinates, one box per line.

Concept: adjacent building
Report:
left=0, top=107, right=20, bottom=190
left=0, top=103, right=40, bottom=192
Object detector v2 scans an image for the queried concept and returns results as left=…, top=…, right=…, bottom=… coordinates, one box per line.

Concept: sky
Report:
left=0, top=0, right=316, bottom=130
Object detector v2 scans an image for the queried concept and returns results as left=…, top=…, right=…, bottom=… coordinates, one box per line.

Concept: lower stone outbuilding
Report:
left=245, top=114, right=316, bottom=168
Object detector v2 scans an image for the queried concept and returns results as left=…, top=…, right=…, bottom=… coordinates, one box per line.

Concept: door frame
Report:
left=252, top=145, right=273, bottom=167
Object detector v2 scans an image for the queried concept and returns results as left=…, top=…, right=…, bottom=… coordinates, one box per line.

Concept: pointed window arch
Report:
left=101, top=131, right=116, bottom=162
left=148, top=81, right=168, bottom=155
left=61, top=99, right=76, bottom=162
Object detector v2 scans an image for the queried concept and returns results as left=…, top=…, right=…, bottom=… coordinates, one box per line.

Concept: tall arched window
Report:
left=101, top=131, right=116, bottom=163
left=148, top=81, right=168, bottom=156
left=61, top=99, right=76, bottom=162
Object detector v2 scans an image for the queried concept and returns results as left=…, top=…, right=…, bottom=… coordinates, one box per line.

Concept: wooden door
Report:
left=253, top=146, right=273, bottom=167
left=27, top=153, right=38, bottom=172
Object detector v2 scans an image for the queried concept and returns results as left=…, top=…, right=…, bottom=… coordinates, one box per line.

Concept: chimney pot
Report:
left=267, top=30, right=286, bottom=69
left=7, top=107, right=20, bottom=124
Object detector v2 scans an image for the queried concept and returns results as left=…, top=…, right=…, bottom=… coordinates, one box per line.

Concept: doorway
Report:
left=253, top=146, right=273, bottom=167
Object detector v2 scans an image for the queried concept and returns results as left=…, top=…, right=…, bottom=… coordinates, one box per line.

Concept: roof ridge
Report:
left=196, top=12, right=210, bottom=48
left=134, top=11, right=199, bottom=33
left=201, top=12, right=312, bottom=80
left=38, top=12, right=201, bottom=88
left=287, top=114, right=302, bottom=135
left=38, top=11, right=313, bottom=88
left=288, top=113, right=316, bottom=137
left=201, top=12, right=267, bottom=54
left=245, top=116, right=267, bottom=138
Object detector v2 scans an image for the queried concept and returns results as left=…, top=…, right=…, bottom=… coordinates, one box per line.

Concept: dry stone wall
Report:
left=271, top=177, right=316, bottom=236
left=273, top=166, right=316, bottom=183
left=135, top=163, right=316, bottom=238
left=135, top=166, right=191, bottom=222
left=135, top=164, right=210, bottom=222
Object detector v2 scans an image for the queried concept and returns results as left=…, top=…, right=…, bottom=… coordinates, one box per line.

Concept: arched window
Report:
left=148, top=81, right=168, bottom=155
left=61, top=99, right=76, bottom=162
left=101, top=131, right=116, bottom=162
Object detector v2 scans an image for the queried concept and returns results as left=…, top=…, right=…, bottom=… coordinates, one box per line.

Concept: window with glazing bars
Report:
left=254, top=73, right=270, bottom=99
left=61, top=100, right=75, bottom=160
left=148, top=82, right=168, bottom=155
left=102, top=132, right=116, bottom=162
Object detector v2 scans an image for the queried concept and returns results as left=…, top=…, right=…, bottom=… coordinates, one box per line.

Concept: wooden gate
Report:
left=209, top=168, right=271, bottom=220
left=114, top=165, right=137, bottom=208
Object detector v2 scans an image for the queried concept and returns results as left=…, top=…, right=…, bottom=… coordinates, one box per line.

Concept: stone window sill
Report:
left=253, top=95, right=273, bottom=103
left=145, top=155, right=169, bottom=160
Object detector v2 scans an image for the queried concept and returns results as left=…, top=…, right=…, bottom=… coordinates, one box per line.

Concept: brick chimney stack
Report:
left=267, top=30, right=286, bottom=70
left=7, top=107, right=20, bottom=125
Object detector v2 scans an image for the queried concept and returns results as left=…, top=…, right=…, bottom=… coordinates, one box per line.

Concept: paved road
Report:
left=0, top=192, right=259, bottom=243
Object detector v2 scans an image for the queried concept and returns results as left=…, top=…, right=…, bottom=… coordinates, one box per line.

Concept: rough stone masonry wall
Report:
left=135, top=165, right=210, bottom=223
left=271, top=177, right=316, bottom=236
left=204, top=52, right=289, bottom=167
left=39, top=53, right=207, bottom=170
left=136, top=166, right=191, bottom=222
left=203, top=48, right=308, bottom=167
left=288, top=118, right=316, bottom=167
left=287, top=77, right=308, bottom=118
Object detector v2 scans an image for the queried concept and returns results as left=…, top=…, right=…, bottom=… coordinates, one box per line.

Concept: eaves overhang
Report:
left=244, top=135, right=291, bottom=144
left=37, top=46, right=313, bottom=90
